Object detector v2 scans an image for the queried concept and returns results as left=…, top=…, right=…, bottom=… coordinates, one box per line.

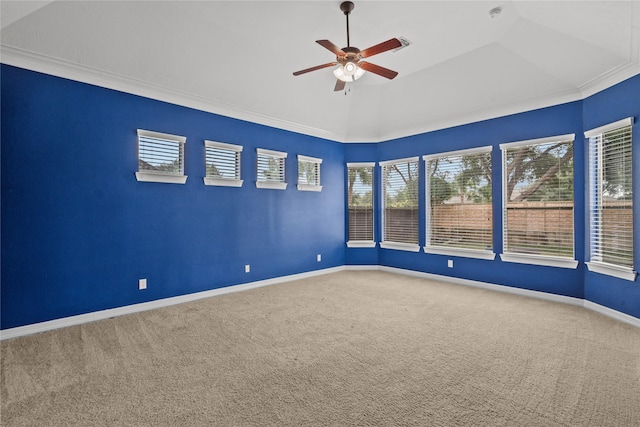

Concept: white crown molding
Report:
left=0, top=45, right=344, bottom=143
left=2, top=44, right=639, bottom=145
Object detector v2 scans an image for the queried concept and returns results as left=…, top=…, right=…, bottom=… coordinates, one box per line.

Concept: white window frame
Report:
left=256, top=148, right=287, bottom=190
left=585, top=117, right=636, bottom=281
left=297, top=155, right=323, bottom=192
left=380, top=156, right=420, bottom=252
left=499, top=134, right=578, bottom=269
left=203, top=140, right=243, bottom=187
left=423, top=146, right=495, bottom=260
left=135, top=129, right=187, bottom=184
left=347, top=162, right=376, bottom=248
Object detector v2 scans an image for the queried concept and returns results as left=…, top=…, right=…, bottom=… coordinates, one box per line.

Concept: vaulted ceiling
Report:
left=2, top=1, right=639, bottom=142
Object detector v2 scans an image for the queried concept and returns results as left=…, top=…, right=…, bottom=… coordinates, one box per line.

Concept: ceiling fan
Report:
left=293, top=1, right=402, bottom=92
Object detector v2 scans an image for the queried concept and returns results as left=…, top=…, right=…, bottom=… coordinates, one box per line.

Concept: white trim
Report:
left=423, top=145, right=492, bottom=161
left=256, top=181, right=287, bottom=190
left=204, top=177, right=243, bottom=187
left=377, top=265, right=584, bottom=306
left=499, top=133, right=575, bottom=150
left=583, top=301, right=640, bottom=329
left=3, top=265, right=638, bottom=340
left=137, top=129, right=186, bottom=144
left=346, top=241, right=377, bottom=248
left=297, top=184, right=322, bottom=192
left=379, top=156, right=419, bottom=166
left=586, top=261, right=637, bottom=281
left=135, top=172, right=188, bottom=184
left=4, top=46, right=638, bottom=145
left=424, top=246, right=496, bottom=260
left=584, top=117, right=634, bottom=137
left=0, top=266, right=346, bottom=341
left=501, top=253, right=579, bottom=269
left=347, top=162, right=375, bottom=168
left=380, top=242, right=421, bottom=252
left=204, top=140, right=243, bottom=152
left=256, top=148, right=287, bottom=158
left=297, top=154, right=322, bottom=164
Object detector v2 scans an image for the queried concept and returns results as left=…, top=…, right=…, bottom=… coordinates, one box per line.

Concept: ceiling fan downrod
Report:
left=341, top=1, right=354, bottom=47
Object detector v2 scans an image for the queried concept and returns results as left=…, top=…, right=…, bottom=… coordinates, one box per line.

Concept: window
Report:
left=135, top=129, right=187, bottom=184
left=424, top=147, right=494, bottom=260
left=500, top=134, right=577, bottom=268
left=585, top=118, right=635, bottom=281
left=297, top=155, right=322, bottom=192
left=256, top=148, right=287, bottom=190
left=380, top=157, right=419, bottom=251
left=204, top=140, right=243, bottom=187
left=347, top=163, right=375, bottom=247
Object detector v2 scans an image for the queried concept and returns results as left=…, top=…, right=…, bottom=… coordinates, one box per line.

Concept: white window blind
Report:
left=347, top=163, right=374, bottom=246
left=586, top=119, right=634, bottom=277
left=135, top=129, right=187, bottom=184
left=501, top=135, right=575, bottom=259
left=297, top=155, right=323, bottom=192
left=381, top=157, right=419, bottom=250
left=256, top=148, right=287, bottom=190
left=424, top=147, right=493, bottom=256
left=204, top=141, right=243, bottom=187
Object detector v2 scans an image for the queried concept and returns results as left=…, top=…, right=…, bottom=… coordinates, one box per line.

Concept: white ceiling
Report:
left=2, top=1, right=639, bottom=142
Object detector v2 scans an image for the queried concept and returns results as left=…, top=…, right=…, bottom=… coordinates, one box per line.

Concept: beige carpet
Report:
left=2, top=270, right=640, bottom=426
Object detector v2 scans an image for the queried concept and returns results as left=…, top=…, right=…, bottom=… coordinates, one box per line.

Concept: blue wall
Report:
left=2, top=65, right=639, bottom=329
left=1, top=65, right=345, bottom=329
left=582, top=75, right=640, bottom=318
left=357, top=101, right=587, bottom=299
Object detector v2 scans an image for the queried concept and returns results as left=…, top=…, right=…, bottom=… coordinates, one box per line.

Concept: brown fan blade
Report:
left=316, top=40, right=346, bottom=57
left=359, top=61, right=399, bottom=80
left=293, top=62, right=338, bottom=76
left=359, top=38, right=402, bottom=58
left=334, top=79, right=346, bottom=92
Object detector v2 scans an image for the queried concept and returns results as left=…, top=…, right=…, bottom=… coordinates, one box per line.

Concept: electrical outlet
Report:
left=245, top=264, right=250, bottom=273
left=139, top=278, right=147, bottom=290
left=447, top=260, right=453, bottom=268
left=317, top=254, right=322, bottom=262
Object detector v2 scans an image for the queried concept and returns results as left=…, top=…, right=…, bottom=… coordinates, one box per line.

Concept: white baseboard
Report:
left=2, top=264, right=638, bottom=340
left=0, top=266, right=346, bottom=341
left=346, top=265, right=639, bottom=328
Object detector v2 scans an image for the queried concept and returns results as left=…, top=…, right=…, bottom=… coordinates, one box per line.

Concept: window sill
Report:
left=256, top=181, right=287, bottom=190
left=204, top=177, right=243, bottom=187
left=500, top=253, right=578, bottom=269
left=424, top=246, right=496, bottom=260
left=297, top=184, right=322, bottom=192
left=347, top=241, right=377, bottom=248
left=380, top=242, right=420, bottom=252
left=586, top=261, right=637, bottom=281
left=136, top=172, right=187, bottom=184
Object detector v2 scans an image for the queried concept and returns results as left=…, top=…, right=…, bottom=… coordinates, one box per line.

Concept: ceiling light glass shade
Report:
left=333, top=62, right=365, bottom=82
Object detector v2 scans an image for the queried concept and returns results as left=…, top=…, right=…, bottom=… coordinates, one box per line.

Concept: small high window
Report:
left=256, top=148, right=287, bottom=190
left=297, top=155, right=322, bottom=192
left=136, top=129, right=187, bottom=184
left=204, top=140, right=243, bottom=187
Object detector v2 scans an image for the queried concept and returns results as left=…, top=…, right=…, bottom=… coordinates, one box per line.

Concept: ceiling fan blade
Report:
left=359, top=61, right=399, bottom=80
left=334, top=79, right=346, bottom=92
left=316, top=40, right=346, bottom=57
left=293, top=62, right=338, bottom=76
left=359, top=38, right=402, bottom=58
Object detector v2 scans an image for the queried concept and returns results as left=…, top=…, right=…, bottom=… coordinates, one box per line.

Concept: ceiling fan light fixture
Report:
left=333, top=62, right=365, bottom=82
